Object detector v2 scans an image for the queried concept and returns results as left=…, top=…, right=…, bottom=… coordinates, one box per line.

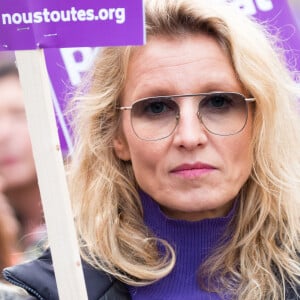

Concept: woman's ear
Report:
left=113, top=135, right=131, bottom=161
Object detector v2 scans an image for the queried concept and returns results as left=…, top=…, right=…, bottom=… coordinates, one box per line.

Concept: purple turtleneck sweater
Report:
left=128, top=191, right=235, bottom=300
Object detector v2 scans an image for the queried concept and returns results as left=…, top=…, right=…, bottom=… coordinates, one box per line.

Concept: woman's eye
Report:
left=201, top=94, right=232, bottom=110
left=147, top=101, right=167, bottom=114
left=133, top=97, right=178, bottom=119
left=209, top=96, right=230, bottom=108
left=143, top=98, right=175, bottom=115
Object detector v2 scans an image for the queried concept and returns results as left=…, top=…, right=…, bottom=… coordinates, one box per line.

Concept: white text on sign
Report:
left=226, top=0, right=274, bottom=15
left=2, top=7, right=126, bottom=25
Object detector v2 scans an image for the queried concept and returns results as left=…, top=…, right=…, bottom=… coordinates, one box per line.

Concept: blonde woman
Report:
left=4, top=0, right=300, bottom=299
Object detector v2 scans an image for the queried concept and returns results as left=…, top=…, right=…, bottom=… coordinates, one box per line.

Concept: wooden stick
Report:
left=15, top=49, right=88, bottom=300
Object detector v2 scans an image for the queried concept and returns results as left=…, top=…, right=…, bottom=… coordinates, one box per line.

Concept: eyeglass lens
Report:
left=130, top=92, right=249, bottom=140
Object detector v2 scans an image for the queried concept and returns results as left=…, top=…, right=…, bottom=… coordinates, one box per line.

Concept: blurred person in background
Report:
left=0, top=52, right=15, bottom=68
left=0, top=176, right=21, bottom=273
left=0, top=177, right=30, bottom=300
left=0, top=63, right=46, bottom=261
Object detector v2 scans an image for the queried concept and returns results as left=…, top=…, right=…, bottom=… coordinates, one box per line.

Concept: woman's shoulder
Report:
left=2, top=249, right=131, bottom=300
left=285, top=280, right=300, bottom=299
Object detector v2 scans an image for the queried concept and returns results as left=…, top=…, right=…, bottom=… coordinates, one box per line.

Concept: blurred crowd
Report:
left=0, top=61, right=46, bottom=294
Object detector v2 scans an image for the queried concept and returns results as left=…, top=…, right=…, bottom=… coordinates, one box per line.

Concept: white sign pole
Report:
left=15, top=49, right=88, bottom=300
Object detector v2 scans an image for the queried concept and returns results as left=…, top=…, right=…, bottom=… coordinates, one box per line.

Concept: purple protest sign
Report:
left=0, top=0, right=145, bottom=50
left=230, top=0, right=300, bottom=71
left=45, top=47, right=100, bottom=154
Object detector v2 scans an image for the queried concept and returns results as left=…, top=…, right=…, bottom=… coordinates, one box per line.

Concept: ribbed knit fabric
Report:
left=128, top=190, right=236, bottom=300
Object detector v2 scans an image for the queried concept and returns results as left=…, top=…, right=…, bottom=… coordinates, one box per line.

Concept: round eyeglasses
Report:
left=117, top=92, right=255, bottom=141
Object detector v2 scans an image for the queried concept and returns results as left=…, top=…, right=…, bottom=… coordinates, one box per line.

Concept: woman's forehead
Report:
left=123, top=34, right=242, bottom=102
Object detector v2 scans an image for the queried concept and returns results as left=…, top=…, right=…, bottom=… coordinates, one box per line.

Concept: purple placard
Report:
left=0, top=0, right=145, bottom=50
left=230, top=0, right=300, bottom=71
left=45, top=0, right=300, bottom=155
left=45, top=47, right=100, bottom=154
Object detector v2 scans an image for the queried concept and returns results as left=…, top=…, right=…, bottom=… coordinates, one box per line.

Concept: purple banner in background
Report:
left=45, top=47, right=100, bottom=154
left=0, top=0, right=145, bottom=50
left=231, top=0, right=300, bottom=71
left=45, top=0, right=300, bottom=155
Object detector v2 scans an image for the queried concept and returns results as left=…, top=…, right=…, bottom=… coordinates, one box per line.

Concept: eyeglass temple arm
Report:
left=245, top=97, right=256, bottom=102
left=117, top=106, right=132, bottom=110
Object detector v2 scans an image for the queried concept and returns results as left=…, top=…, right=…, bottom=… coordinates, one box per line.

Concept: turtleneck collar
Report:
left=128, top=190, right=237, bottom=300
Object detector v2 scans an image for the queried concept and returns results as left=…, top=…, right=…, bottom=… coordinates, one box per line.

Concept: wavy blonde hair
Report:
left=67, top=0, right=300, bottom=299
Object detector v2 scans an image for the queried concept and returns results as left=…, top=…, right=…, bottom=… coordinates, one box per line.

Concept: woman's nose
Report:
left=172, top=102, right=208, bottom=150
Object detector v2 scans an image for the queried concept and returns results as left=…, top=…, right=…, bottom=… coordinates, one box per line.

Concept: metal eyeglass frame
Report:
left=117, top=92, right=256, bottom=140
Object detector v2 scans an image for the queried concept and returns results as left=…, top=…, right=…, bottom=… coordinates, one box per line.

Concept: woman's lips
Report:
left=170, top=162, right=216, bottom=178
